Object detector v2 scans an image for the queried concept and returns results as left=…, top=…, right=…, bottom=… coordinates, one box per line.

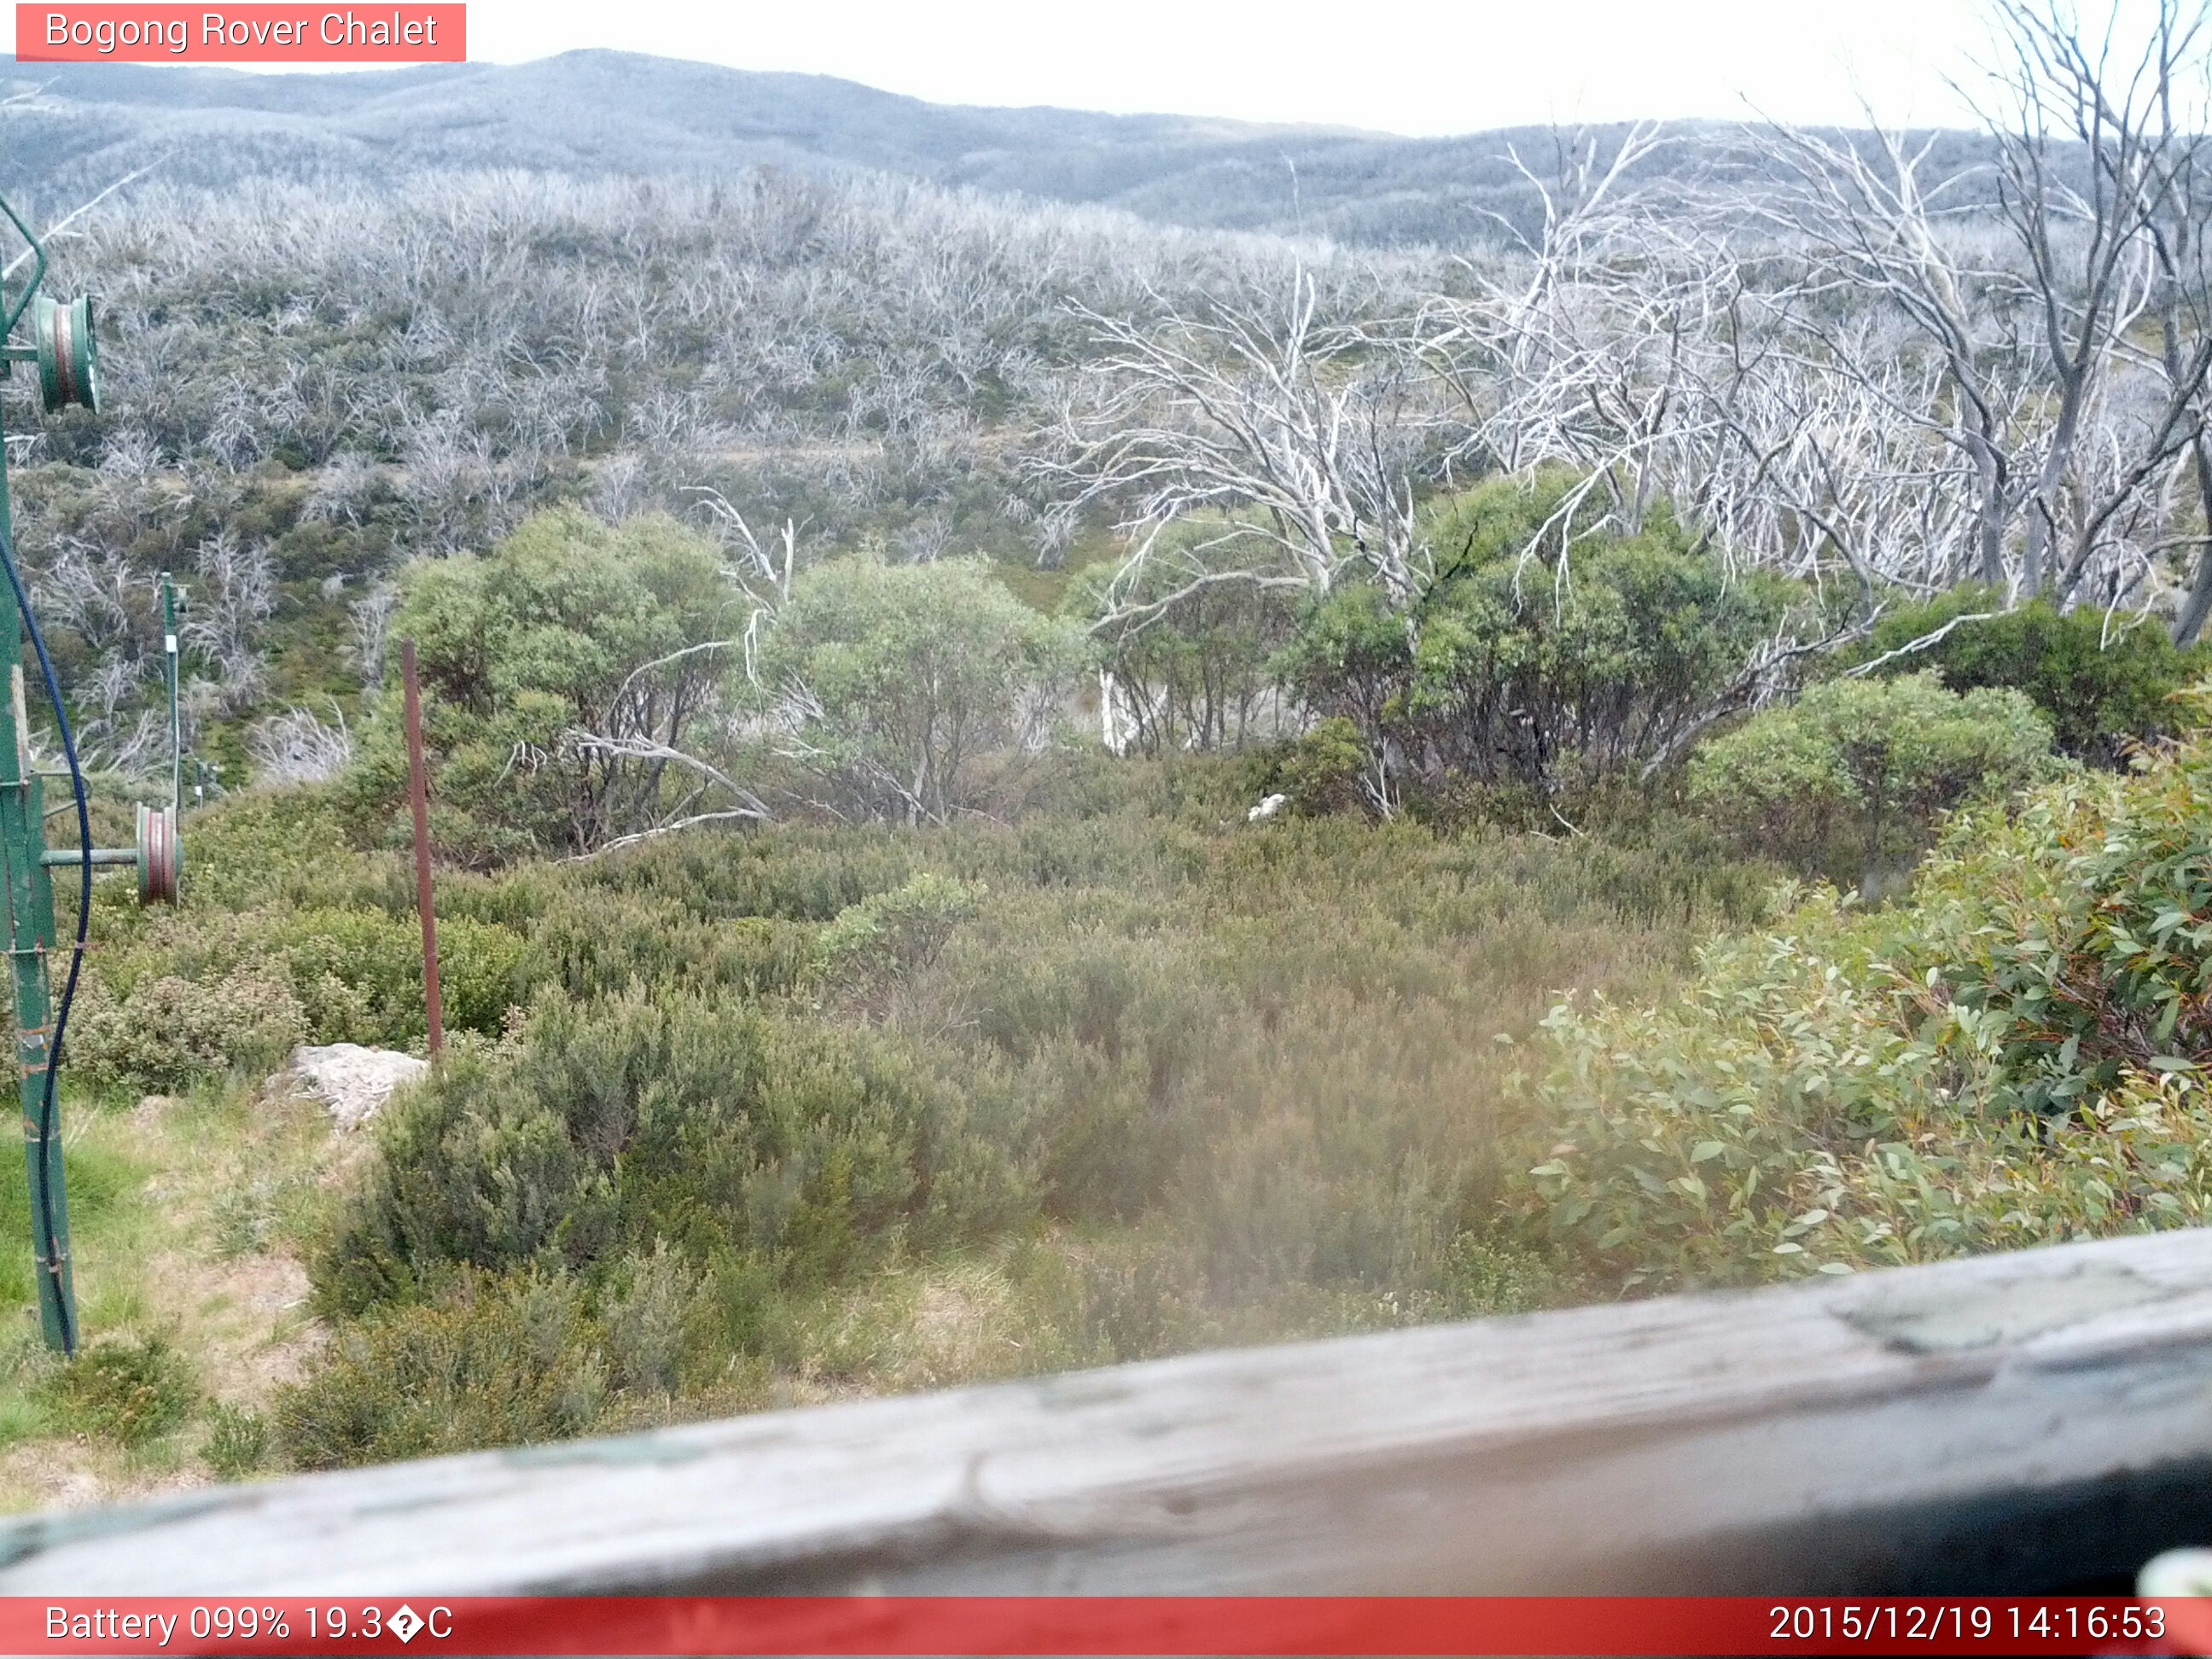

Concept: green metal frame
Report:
left=0, top=189, right=172, bottom=1353
left=164, top=575, right=180, bottom=814
left=0, top=367, right=73, bottom=1353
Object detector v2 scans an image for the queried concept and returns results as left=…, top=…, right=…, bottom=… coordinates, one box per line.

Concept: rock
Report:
left=1247, top=792, right=1289, bottom=823
left=282, top=1043, right=428, bottom=1130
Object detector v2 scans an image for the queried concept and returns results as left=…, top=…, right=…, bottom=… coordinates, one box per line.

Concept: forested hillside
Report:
left=9, top=3, right=2212, bottom=1512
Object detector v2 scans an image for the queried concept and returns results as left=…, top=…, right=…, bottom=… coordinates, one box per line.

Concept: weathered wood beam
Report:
left=9, top=1230, right=2212, bottom=1593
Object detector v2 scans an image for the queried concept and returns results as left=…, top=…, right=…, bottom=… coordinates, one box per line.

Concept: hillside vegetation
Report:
left=9, top=491, right=2206, bottom=1496
left=12, top=0, right=2212, bottom=1505
left=22, top=752, right=1766, bottom=1486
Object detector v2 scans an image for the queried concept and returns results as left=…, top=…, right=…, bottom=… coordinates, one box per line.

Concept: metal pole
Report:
left=400, top=640, right=444, bottom=1057
left=0, top=399, right=73, bottom=1353
left=161, top=573, right=179, bottom=816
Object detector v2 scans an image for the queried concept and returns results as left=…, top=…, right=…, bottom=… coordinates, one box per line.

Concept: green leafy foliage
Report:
left=71, top=967, right=308, bottom=1093
left=254, top=759, right=1786, bottom=1464
left=1276, top=474, right=1801, bottom=797
left=1687, top=672, right=2056, bottom=888
left=1525, top=700, right=2212, bottom=1289
left=42, top=1336, right=199, bottom=1448
left=276, top=1270, right=608, bottom=1469
left=201, top=1403, right=271, bottom=1481
left=341, top=508, right=744, bottom=861
left=1263, top=716, right=1373, bottom=816
left=816, top=873, right=983, bottom=996
left=311, top=983, right=1037, bottom=1316
left=761, top=556, right=1086, bottom=823
left=1842, top=588, right=2212, bottom=765
left=1073, top=521, right=1301, bottom=755
left=602, top=1243, right=704, bottom=1396
left=69, top=874, right=530, bottom=1087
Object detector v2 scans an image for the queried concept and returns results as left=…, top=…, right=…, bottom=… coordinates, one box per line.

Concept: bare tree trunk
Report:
left=2173, top=427, right=2212, bottom=643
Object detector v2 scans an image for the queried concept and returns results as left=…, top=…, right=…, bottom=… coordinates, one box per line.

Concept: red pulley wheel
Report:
left=135, top=803, right=179, bottom=905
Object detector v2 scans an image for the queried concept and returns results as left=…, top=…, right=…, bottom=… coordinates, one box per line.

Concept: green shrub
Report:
left=761, top=555, right=1086, bottom=823
left=816, top=873, right=981, bottom=987
left=271, top=748, right=1786, bottom=1464
left=1687, top=672, right=2055, bottom=888
left=602, top=1243, right=703, bottom=1395
left=1274, top=474, right=1802, bottom=796
left=311, top=985, right=1039, bottom=1315
left=72, top=966, right=307, bottom=1091
left=550, top=820, right=921, bottom=921
left=167, top=788, right=356, bottom=912
left=340, top=508, right=747, bottom=861
left=516, top=886, right=812, bottom=1003
left=202, top=1403, right=271, bottom=1480
left=70, top=894, right=529, bottom=1091
left=44, top=1336, right=198, bottom=1447
left=276, top=1271, right=608, bottom=1469
left=1526, top=698, right=2212, bottom=1289
left=1272, top=584, right=1417, bottom=778
left=421, top=916, right=530, bottom=1034
left=257, top=906, right=425, bottom=1042
left=1842, top=588, right=2210, bottom=765
left=1072, top=522, right=1300, bottom=755
left=1266, top=717, right=1372, bottom=816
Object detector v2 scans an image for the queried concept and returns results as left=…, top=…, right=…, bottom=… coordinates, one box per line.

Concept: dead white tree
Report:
left=182, top=530, right=276, bottom=713
left=250, top=702, right=354, bottom=785
left=2076, top=0, right=2212, bottom=642
left=348, top=583, right=399, bottom=689
left=556, top=633, right=773, bottom=856
left=1039, top=267, right=1459, bottom=627
left=1423, top=125, right=1685, bottom=534
left=0, top=152, right=171, bottom=282
left=1743, top=120, right=2037, bottom=591
left=1740, top=2, right=2212, bottom=620
left=1980, top=0, right=2212, bottom=603
left=519, top=486, right=801, bottom=854
left=1414, top=130, right=1912, bottom=627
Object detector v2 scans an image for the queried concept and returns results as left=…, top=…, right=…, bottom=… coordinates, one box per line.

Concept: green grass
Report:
left=987, top=535, right=1121, bottom=615
left=0, top=1079, right=341, bottom=1508
left=29, top=724, right=2206, bottom=1486
left=0, top=1131, right=138, bottom=1313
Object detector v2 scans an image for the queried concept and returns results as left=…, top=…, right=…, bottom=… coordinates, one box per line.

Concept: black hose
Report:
left=0, top=518, right=84, bottom=1357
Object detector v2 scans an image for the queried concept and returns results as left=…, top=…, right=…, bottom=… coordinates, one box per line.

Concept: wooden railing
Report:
left=6, top=1229, right=2212, bottom=1593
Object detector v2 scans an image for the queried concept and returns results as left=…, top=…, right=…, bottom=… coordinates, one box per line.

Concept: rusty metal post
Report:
left=400, top=640, right=444, bottom=1057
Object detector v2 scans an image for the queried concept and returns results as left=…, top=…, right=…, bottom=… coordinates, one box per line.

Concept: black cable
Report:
left=0, top=518, right=84, bottom=1357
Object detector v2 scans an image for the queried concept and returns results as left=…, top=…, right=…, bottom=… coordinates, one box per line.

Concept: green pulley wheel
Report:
left=33, top=294, right=97, bottom=416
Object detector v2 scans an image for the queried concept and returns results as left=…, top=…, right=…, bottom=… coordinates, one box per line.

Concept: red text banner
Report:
left=15, top=5, right=464, bottom=61
left=0, top=1596, right=2209, bottom=1656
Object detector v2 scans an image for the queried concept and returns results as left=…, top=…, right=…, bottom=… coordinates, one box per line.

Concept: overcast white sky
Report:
left=7, top=0, right=2008, bottom=133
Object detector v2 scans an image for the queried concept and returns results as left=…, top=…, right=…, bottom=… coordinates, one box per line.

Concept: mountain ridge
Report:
left=0, top=48, right=1761, bottom=243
